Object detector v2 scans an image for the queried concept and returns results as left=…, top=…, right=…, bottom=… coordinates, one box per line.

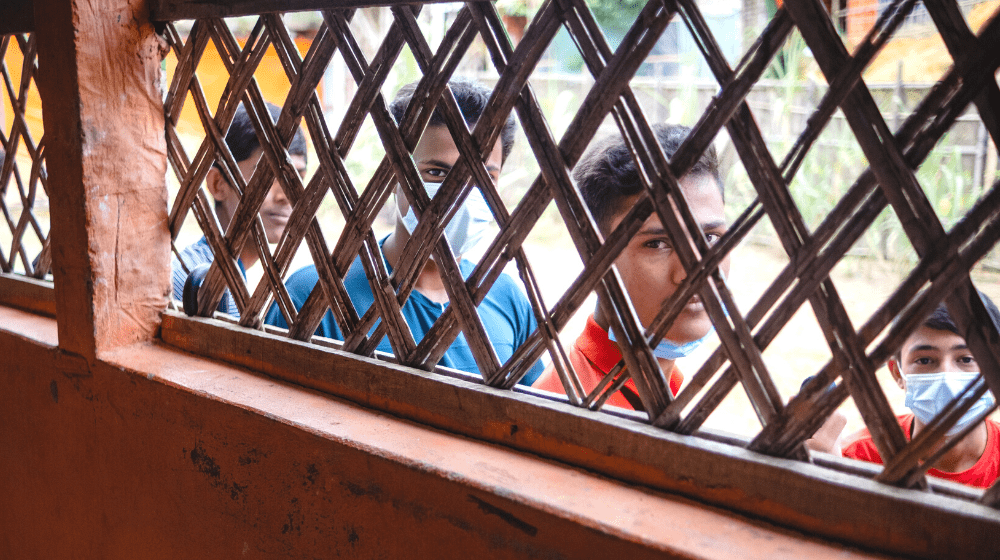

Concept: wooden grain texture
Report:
left=159, top=311, right=1000, bottom=559
left=34, top=0, right=169, bottom=357
left=0, top=273, right=54, bottom=317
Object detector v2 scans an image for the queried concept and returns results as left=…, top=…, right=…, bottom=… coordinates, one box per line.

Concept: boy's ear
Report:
left=206, top=168, right=234, bottom=203
left=888, top=359, right=905, bottom=390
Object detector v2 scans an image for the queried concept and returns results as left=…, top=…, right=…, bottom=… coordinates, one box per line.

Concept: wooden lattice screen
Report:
left=158, top=0, right=1000, bottom=507
left=0, top=32, right=49, bottom=279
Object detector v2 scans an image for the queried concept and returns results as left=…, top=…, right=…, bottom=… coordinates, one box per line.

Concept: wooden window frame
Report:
left=162, top=310, right=997, bottom=558
left=4, top=0, right=1000, bottom=556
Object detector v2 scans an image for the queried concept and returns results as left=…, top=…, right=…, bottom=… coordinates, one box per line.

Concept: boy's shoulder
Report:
left=285, top=264, right=320, bottom=289
left=463, top=259, right=521, bottom=295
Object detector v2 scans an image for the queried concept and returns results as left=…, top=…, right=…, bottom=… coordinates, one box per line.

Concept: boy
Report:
left=171, top=102, right=308, bottom=317
left=533, top=124, right=728, bottom=409
left=266, top=78, right=543, bottom=384
left=841, top=297, right=1000, bottom=487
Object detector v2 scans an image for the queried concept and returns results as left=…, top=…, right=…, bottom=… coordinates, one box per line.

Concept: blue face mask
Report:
left=903, top=372, right=996, bottom=436
left=609, top=324, right=713, bottom=359
left=398, top=181, right=494, bottom=257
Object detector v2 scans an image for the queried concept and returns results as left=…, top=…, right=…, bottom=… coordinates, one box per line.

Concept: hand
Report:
left=805, top=410, right=847, bottom=456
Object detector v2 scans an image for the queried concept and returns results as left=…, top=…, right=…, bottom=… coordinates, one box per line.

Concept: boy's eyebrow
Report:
left=419, top=159, right=455, bottom=171
left=419, top=159, right=502, bottom=175
left=638, top=220, right=728, bottom=236
left=908, top=343, right=969, bottom=352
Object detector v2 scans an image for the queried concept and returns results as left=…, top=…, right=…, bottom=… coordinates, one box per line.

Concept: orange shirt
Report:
left=533, top=315, right=683, bottom=411
left=842, top=413, right=1000, bottom=488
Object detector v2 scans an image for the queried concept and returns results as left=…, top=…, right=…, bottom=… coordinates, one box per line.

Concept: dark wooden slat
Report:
left=922, top=0, right=1000, bottom=149
left=493, top=0, right=680, bottom=411
left=1, top=34, right=48, bottom=277
left=748, top=9, right=1000, bottom=460
left=783, top=0, right=937, bottom=468
left=236, top=17, right=341, bottom=326
left=150, top=0, right=456, bottom=21
left=318, top=8, right=482, bottom=366
left=787, top=0, right=1000, bottom=482
left=412, top=1, right=571, bottom=381
left=670, top=8, right=794, bottom=181
left=0, top=0, right=33, bottom=34
left=662, top=0, right=970, bottom=449
left=317, top=7, right=472, bottom=354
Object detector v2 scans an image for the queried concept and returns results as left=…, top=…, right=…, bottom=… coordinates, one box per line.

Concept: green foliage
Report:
left=586, top=0, right=648, bottom=23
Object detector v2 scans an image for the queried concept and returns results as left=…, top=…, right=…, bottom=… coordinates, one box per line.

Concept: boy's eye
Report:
left=915, top=357, right=933, bottom=365
left=424, top=168, right=448, bottom=178
left=644, top=239, right=672, bottom=250
left=959, top=356, right=976, bottom=364
left=705, top=233, right=721, bottom=246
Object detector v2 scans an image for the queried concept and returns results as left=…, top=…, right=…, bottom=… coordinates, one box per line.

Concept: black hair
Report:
left=388, top=78, right=517, bottom=163
left=213, top=102, right=307, bottom=212
left=894, top=291, right=1000, bottom=356
left=573, top=123, right=722, bottom=233
left=924, top=292, right=1000, bottom=336
left=223, top=101, right=307, bottom=166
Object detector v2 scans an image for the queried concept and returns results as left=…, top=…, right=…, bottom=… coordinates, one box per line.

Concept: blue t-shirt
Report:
left=171, top=237, right=246, bottom=317
left=265, top=247, right=543, bottom=385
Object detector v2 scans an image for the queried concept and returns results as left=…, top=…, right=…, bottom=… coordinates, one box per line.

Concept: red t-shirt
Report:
left=841, top=413, right=1000, bottom=488
left=533, top=315, right=683, bottom=411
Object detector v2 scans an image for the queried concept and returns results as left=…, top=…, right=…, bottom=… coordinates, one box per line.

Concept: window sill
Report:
left=158, top=309, right=1000, bottom=558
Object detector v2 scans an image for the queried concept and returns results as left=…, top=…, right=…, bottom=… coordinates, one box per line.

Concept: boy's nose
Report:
left=269, top=182, right=289, bottom=205
left=668, top=254, right=687, bottom=285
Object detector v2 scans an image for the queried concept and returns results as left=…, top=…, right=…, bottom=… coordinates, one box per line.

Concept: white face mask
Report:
left=609, top=323, right=712, bottom=359
left=397, top=181, right=494, bottom=258
left=903, top=371, right=996, bottom=436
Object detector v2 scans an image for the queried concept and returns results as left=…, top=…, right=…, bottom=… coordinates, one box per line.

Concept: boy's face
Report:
left=890, top=326, right=976, bottom=388
left=211, top=147, right=307, bottom=243
left=606, top=173, right=728, bottom=344
left=395, top=124, right=504, bottom=217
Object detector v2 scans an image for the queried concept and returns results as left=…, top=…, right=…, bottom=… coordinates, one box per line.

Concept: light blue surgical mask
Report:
left=903, top=372, right=996, bottom=436
left=397, top=181, right=494, bottom=257
left=609, top=324, right=713, bottom=359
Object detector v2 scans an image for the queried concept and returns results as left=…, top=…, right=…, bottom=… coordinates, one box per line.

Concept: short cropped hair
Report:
left=574, top=123, right=721, bottom=232
left=893, top=292, right=1000, bottom=358
left=388, top=78, right=517, bottom=163
left=219, top=101, right=307, bottom=170
left=923, top=292, right=1000, bottom=337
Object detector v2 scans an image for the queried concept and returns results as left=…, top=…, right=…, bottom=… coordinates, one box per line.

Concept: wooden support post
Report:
left=33, top=0, right=169, bottom=359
